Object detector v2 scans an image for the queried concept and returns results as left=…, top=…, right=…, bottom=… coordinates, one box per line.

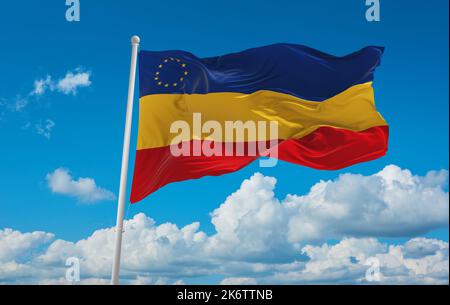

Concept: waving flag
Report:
left=130, top=44, right=388, bottom=203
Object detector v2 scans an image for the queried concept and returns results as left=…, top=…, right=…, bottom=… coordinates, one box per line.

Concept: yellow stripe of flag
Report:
left=137, top=82, right=387, bottom=150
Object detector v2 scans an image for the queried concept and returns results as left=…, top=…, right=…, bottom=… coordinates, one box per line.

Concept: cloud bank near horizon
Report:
left=1, top=165, right=448, bottom=284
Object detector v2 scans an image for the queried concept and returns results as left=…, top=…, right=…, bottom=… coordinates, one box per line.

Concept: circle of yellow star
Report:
left=153, top=57, right=188, bottom=87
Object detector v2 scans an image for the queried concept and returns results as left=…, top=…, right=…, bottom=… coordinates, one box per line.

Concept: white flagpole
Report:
left=111, top=35, right=140, bottom=285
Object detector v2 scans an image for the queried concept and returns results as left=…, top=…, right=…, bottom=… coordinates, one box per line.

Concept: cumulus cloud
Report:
left=31, top=69, right=91, bottom=97
left=46, top=168, right=116, bottom=203
left=1, top=165, right=448, bottom=284
left=270, top=237, right=449, bottom=284
left=56, top=71, right=91, bottom=95
left=207, top=165, right=448, bottom=261
left=284, top=165, right=449, bottom=243
left=0, top=229, right=54, bottom=263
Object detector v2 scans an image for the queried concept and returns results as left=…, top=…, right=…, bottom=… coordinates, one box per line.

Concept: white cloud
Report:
left=31, top=75, right=53, bottom=96
left=35, top=119, right=55, bottom=139
left=284, top=165, right=449, bottom=243
left=31, top=70, right=91, bottom=97
left=0, top=229, right=54, bottom=262
left=1, top=165, right=448, bottom=284
left=1, top=68, right=92, bottom=140
left=206, top=165, right=448, bottom=261
left=46, top=168, right=116, bottom=203
left=1, top=215, right=447, bottom=285
left=220, top=277, right=258, bottom=285
left=269, top=237, right=449, bottom=284
left=56, top=71, right=91, bottom=95
left=2, top=68, right=91, bottom=116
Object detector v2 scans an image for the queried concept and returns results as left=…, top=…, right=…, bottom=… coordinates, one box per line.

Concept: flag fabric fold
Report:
left=130, top=43, right=388, bottom=203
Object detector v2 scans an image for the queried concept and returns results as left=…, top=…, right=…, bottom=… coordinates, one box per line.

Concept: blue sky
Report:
left=0, top=0, right=448, bottom=284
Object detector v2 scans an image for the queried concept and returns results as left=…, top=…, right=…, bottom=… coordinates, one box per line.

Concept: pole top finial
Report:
left=131, top=35, right=140, bottom=45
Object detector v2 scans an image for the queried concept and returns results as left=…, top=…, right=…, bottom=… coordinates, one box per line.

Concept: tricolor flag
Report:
left=130, top=44, right=388, bottom=203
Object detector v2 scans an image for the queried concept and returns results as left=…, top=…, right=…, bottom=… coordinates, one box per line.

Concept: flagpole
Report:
left=111, top=35, right=140, bottom=285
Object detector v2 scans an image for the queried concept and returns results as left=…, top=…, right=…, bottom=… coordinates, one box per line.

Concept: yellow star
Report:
left=181, top=63, right=186, bottom=67
left=184, top=71, right=188, bottom=75
left=158, top=64, right=163, bottom=68
left=179, top=77, right=184, bottom=82
left=158, top=82, right=162, bottom=85
left=154, top=77, right=159, bottom=80
left=164, top=84, right=169, bottom=87
left=173, top=83, right=178, bottom=87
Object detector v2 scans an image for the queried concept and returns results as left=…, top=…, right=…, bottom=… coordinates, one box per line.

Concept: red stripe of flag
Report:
left=130, top=126, right=389, bottom=203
